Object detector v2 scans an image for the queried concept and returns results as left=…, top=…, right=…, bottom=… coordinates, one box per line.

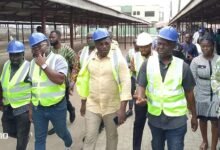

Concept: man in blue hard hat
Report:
left=135, top=26, right=198, bottom=150
left=76, top=28, right=131, bottom=150
left=28, top=32, right=72, bottom=150
left=0, top=40, right=31, bottom=150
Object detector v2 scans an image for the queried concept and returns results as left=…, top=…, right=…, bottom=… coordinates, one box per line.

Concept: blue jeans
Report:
left=32, top=99, right=72, bottom=150
left=149, top=123, right=187, bottom=150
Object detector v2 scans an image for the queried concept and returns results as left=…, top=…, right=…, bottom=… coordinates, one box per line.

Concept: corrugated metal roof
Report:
left=169, top=0, right=220, bottom=24
left=0, top=0, right=149, bottom=25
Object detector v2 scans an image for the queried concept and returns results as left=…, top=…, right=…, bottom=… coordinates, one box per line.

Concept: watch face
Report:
left=41, top=64, right=47, bottom=69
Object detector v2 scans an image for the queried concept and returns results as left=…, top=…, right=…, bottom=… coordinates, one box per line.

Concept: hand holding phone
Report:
left=113, top=113, right=130, bottom=125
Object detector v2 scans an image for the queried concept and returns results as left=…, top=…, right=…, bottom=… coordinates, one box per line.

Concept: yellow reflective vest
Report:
left=1, top=60, right=31, bottom=108
left=76, top=49, right=122, bottom=98
left=146, top=56, right=187, bottom=117
left=80, top=46, right=89, bottom=68
left=29, top=52, right=65, bottom=106
left=133, top=51, right=144, bottom=77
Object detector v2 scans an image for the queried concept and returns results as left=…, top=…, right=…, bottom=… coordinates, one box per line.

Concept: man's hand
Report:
left=130, top=58, right=135, bottom=72
left=133, top=92, right=147, bottom=106
left=117, top=109, right=126, bottom=125
left=80, top=100, right=86, bottom=116
left=35, top=53, right=46, bottom=67
left=117, top=101, right=127, bottom=125
left=136, top=97, right=147, bottom=106
left=191, top=115, right=198, bottom=132
left=185, top=89, right=198, bottom=132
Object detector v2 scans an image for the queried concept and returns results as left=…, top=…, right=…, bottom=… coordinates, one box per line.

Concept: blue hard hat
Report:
left=92, top=28, right=109, bottom=41
left=7, top=40, right=25, bottom=53
left=158, top=26, right=179, bottom=42
left=29, top=32, right=48, bottom=48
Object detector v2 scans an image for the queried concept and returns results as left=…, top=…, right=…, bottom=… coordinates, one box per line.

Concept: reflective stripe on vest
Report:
left=112, top=49, right=122, bottom=92
left=1, top=60, right=31, bottom=108
left=30, top=52, right=65, bottom=106
left=76, top=49, right=122, bottom=98
left=80, top=46, right=89, bottom=68
left=146, top=56, right=187, bottom=117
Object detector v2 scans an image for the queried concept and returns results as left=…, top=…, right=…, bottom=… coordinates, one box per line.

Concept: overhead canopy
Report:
left=169, top=0, right=220, bottom=24
left=0, top=0, right=149, bottom=25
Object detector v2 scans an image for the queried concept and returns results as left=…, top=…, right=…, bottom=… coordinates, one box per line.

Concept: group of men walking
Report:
left=0, top=30, right=78, bottom=150
left=76, top=26, right=199, bottom=150
left=1, top=26, right=219, bottom=150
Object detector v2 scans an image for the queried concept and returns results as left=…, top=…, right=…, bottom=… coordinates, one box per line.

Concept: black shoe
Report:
left=48, top=128, right=55, bottom=135
left=69, top=108, right=75, bottom=123
left=98, top=121, right=104, bottom=133
left=126, top=109, right=133, bottom=117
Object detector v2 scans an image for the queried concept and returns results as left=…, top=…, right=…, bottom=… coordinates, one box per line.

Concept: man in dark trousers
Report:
left=48, top=30, right=79, bottom=135
left=0, top=40, right=31, bottom=150
left=132, top=32, right=156, bottom=150
left=136, top=26, right=198, bottom=150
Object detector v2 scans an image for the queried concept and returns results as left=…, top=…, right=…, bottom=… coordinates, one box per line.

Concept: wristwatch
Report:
left=41, top=64, right=48, bottom=70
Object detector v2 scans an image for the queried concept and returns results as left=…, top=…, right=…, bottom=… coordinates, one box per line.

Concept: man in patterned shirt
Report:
left=48, top=30, right=79, bottom=135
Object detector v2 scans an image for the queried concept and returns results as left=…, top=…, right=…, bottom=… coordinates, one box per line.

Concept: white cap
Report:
left=136, top=32, right=152, bottom=46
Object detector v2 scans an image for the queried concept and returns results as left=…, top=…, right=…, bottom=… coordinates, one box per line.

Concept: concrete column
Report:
left=70, top=7, right=74, bottom=48
left=7, top=23, right=10, bottom=42
left=41, top=0, right=46, bottom=34
left=22, top=24, right=24, bottom=43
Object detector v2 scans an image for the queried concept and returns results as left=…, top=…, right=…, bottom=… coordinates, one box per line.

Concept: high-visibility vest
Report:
left=29, top=52, right=66, bottom=106
left=80, top=46, right=89, bottom=68
left=76, top=49, right=122, bottom=98
left=133, top=51, right=144, bottom=77
left=127, top=48, right=135, bottom=77
left=1, top=60, right=31, bottom=108
left=128, top=48, right=135, bottom=61
left=146, top=56, right=187, bottom=117
left=133, top=50, right=157, bottom=77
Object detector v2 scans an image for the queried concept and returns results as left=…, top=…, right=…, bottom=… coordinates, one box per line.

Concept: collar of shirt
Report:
left=159, top=56, right=173, bottom=70
left=92, top=50, right=112, bottom=60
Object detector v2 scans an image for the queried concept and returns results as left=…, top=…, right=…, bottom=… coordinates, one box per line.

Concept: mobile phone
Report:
left=113, top=116, right=119, bottom=125
left=113, top=113, right=130, bottom=125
